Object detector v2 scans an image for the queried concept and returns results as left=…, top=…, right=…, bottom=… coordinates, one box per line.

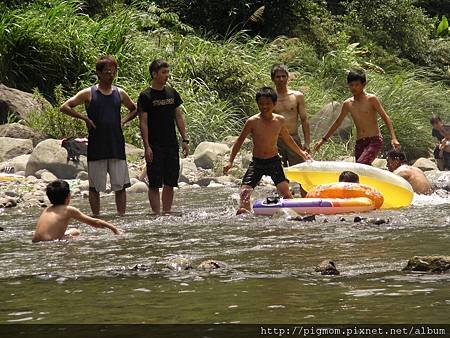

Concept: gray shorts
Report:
left=88, top=159, right=130, bottom=192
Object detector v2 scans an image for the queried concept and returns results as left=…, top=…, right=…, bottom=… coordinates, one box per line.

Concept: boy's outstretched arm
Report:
left=69, top=207, right=122, bottom=235
left=370, top=96, right=400, bottom=150
left=314, top=102, right=350, bottom=151
left=223, top=120, right=252, bottom=174
left=280, top=125, right=312, bottom=161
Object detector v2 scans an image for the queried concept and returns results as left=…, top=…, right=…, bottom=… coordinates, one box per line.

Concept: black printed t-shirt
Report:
left=137, top=86, right=183, bottom=147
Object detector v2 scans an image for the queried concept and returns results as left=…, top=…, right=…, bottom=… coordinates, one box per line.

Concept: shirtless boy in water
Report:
left=315, top=69, right=400, bottom=164
left=32, top=180, right=121, bottom=243
left=223, top=87, right=312, bottom=214
left=386, top=151, right=432, bottom=195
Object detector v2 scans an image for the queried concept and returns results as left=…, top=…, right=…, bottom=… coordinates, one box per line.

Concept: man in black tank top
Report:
left=60, top=56, right=137, bottom=216
left=138, top=59, right=189, bottom=214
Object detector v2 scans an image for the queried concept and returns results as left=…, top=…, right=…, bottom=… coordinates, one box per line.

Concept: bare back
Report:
left=345, top=93, right=380, bottom=139
left=32, top=205, right=72, bottom=242
left=394, top=165, right=432, bottom=195
left=248, top=113, right=285, bottom=158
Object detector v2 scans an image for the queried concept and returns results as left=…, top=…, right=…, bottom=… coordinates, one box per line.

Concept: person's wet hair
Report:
left=386, top=150, right=407, bottom=162
left=430, top=115, right=442, bottom=125
left=347, top=69, right=366, bottom=84
left=270, top=64, right=289, bottom=79
left=46, top=180, right=70, bottom=205
left=256, top=87, right=277, bottom=103
left=339, top=171, right=360, bottom=183
left=95, top=55, right=118, bottom=73
left=149, top=59, right=169, bottom=79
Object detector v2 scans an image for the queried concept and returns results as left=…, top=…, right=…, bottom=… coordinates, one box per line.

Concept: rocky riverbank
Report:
left=1, top=122, right=449, bottom=210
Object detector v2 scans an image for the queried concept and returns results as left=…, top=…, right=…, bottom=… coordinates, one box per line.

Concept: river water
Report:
left=0, top=187, right=449, bottom=324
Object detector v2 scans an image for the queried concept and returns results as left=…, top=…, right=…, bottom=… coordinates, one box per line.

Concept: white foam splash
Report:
left=412, top=190, right=450, bottom=206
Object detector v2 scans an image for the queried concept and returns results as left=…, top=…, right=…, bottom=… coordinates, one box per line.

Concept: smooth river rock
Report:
left=403, top=256, right=450, bottom=273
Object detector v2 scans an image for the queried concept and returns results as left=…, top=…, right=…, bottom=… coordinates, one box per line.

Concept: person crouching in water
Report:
left=223, top=87, right=312, bottom=214
left=386, top=150, right=433, bottom=195
left=33, top=180, right=121, bottom=242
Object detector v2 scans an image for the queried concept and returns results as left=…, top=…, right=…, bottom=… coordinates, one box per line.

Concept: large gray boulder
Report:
left=193, top=141, right=230, bottom=169
left=222, top=135, right=252, bottom=151
left=0, top=123, right=47, bottom=146
left=0, top=84, right=49, bottom=123
left=125, top=143, right=144, bottom=161
left=372, top=158, right=387, bottom=169
left=179, top=157, right=199, bottom=183
left=0, top=154, right=30, bottom=173
left=425, top=170, right=450, bottom=191
left=0, top=137, right=33, bottom=162
left=127, top=181, right=149, bottom=194
left=310, top=101, right=352, bottom=141
left=25, top=139, right=87, bottom=179
left=412, top=158, right=438, bottom=172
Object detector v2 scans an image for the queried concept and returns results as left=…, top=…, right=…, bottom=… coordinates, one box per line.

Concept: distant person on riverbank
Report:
left=223, top=87, right=312, bottom=214
left=137, top=59, right=189, bottom=214
left=32, top=180, right=121, bottom=243
left=386, top=151, right=432, bottom=195
left=339, top=171, right=359, bottom=183
left=314, top=69, right=400, bottom=165
left=430, top=115, right=450, bottom=171
left=271, top=64, right=311, bottom=166
left=60, top=55, right=137, bottom=216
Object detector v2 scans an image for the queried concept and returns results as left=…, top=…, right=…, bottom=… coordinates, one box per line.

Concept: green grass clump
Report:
left=2, top=0, right=449, bottom=160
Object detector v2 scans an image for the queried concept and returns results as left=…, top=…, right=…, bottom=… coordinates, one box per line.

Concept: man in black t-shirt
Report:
left=138, top=59, right=189, bottom=214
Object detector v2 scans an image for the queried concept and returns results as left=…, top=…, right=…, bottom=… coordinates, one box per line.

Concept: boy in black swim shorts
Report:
left=223, top=87, right=312, bottom=214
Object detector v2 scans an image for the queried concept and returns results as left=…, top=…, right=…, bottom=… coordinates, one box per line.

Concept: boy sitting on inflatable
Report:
left=223, top=87, right=312, bottom=215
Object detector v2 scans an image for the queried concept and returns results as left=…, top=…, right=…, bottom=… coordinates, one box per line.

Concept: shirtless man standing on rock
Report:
left=386, top=150, right=432, bottom=195
left=271, top=64, right=311, bottom=167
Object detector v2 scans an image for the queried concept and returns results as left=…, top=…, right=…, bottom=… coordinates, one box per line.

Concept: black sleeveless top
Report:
left=86, top=85, right=126, bottom=161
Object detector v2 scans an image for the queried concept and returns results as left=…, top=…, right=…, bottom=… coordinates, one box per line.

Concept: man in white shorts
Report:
left=60, top=55, right=137, bottom=215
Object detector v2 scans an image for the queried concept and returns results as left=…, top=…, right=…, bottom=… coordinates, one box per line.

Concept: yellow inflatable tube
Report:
left=285, top=161, right=413, bottom=209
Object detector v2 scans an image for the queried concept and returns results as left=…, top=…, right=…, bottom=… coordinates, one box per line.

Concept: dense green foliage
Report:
left=0, top=0, right=449, bottom=161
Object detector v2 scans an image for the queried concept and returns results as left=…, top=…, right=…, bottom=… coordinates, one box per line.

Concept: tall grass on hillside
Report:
left=3, top=0, right=450, bottom=159
left=365, top=71, right=450, bottom=159
left=26, top=86, right=87, bottom=139
left=0, top=0, right=140, bottom=98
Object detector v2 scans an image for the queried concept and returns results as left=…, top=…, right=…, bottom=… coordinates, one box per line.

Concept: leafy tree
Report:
left=344, top=0, right=433, bottom=63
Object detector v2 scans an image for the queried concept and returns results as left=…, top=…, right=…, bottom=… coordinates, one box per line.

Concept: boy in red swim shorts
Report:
left=314, top=69, right=400, bottom=165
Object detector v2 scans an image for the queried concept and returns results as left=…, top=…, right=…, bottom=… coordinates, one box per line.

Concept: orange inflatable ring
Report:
left=306, top=182, right=384, bottom=209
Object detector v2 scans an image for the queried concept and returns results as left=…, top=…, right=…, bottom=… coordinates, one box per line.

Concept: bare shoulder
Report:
left=66, top=205, right=81, bottom=217
left=366, top=93, right=380, bottom=102
left=290, top=89, right=304, bottom=98
left=72, top=87, right=92, bottom=103
left=78, top=87, right=92, bottom=97
left=342, top=97, right=353, bottom=108
left=273, top=113, right=286, bottom=122
left=343, top=97, right=353, bottom=104
left=247, top=114, right=260, bottom=123
left=394, top=165, right=410, bottom=175
left=117, top=86, right=129, bottom=96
